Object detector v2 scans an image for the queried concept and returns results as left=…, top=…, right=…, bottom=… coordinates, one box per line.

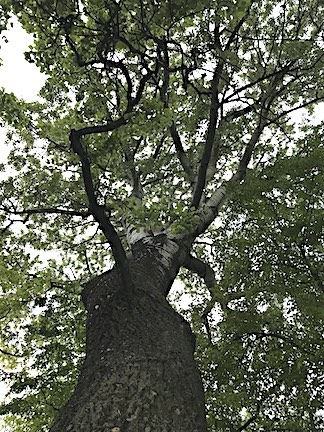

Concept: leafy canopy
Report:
left=0, top=0, right=323, bottom=430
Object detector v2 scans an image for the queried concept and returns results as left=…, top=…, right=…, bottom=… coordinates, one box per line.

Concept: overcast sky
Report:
left=0, top=19, right=46, bottom=101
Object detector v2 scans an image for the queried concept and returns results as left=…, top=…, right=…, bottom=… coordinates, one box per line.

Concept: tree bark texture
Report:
left=50, top=236, right=207, bottom=432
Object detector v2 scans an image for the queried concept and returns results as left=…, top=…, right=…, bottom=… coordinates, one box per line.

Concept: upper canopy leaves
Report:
left=1, top=0, right=323, bottom=252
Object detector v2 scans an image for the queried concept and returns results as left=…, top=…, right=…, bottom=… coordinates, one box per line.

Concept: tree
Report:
left=0, top=0, right=323, bottom=430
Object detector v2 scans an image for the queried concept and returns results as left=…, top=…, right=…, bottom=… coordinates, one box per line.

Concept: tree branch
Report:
left=193, top=90, right=277, bottom=238
left=223, top=62, right=297, bottom=104
left=297, top=243, right=324, bottom=293
left=0, top=347, right=20, bottom=357
left=74, top=117, right=127, bottom=137
left=69, top=129, right=133, bottom=296
left=183, top=254, right=227, bottom=343
left=124, top=147, right=144, bottom=204
left=192, top=185, right=227, bottom=238
left=72, top=60, right=154, bottom=138
left=192, top=62, right=223, bottom=208
left=224, top=103, right=256, bottom=121
left=224, top=7, right=251, bottom=50
left=232, top=67, right=287, bottom=181
left=1, top=206, right=90, bottom=218
left=170, top=123, right=195, bottom=188
left=232, top=109, right=269, bottom=182
left=183, top=254, right=216, bottom=288
left=269, top=92, right=324, bottom=124
left=205, top=120, right=223, bottom=182
left=238, top=404, right=261, bottom=431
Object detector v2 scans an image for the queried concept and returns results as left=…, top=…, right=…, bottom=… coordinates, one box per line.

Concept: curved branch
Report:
left=183, top=254, right=227, bottom=343
left=75, top=117, right=127, bottom=137
left=183, top=254, right=215, bottom=288
left=0, top=347, right=20, bottom=357
left=70, top=129, right=133, bottom=296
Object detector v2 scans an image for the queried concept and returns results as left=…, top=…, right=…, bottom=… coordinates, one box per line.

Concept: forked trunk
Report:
left=50, top=237, right=207, bottom=432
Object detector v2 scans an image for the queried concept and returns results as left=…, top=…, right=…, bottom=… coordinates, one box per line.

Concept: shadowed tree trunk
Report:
left=50, top=236, right=207, bottom=432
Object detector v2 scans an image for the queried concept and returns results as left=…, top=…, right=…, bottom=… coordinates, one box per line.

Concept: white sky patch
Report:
left=0, top=18, right=47, bottom=165
left=0, top=18, right=46, bottom=102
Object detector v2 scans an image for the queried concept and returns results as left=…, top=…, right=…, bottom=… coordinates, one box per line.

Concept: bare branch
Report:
left=237, top=331, right=314, bottom=355
left=72, top=63, right=154, bottom=138
left=223, top=62, right=296, bottom=104
left=232, top=67, right=288, bottom=181
left=269, top=92, right=324, bottom=124
left=0, top=347, right=20, bottom=357
left=205, top=101, right=258, bottom=183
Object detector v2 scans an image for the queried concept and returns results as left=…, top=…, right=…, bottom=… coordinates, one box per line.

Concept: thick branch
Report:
left=183, top=255, right=215, bottom=288
left=192, top=62, right=223, bottom=208
left=193, top=107, right=270, bottom=237
left=69, top=129, right=133, bottom=295
left=124, top=148, right=144, bottom=204
left=193, top=185, right=227, bottom=238
left=205, top=102, right=258, bottom=183
left=183, top=254, right=226, bottom=343
left=232, top=110, right=269, bottom=182
left=170, top=123, right=195, bottom=188
left=224, top=103, right=256, bottom=121
left=75, top=117, right=127, bottom=137
left=205, top=121, right=222, bottom=182
left=158, top=41, right=197, bottom=189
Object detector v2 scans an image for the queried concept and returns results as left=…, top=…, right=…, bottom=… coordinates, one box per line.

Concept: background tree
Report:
left=0, top=0, right=323, bottom=430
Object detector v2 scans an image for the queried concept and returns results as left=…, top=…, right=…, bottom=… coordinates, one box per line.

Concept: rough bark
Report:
left=50, top=236, right=207, bottom=432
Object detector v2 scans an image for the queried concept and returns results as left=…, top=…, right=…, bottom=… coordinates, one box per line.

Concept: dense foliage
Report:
left=0, top=0, right=323, bottom=430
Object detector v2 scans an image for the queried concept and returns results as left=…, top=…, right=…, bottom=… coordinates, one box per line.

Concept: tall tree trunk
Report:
left=50, top=237, right=207, bottom=432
